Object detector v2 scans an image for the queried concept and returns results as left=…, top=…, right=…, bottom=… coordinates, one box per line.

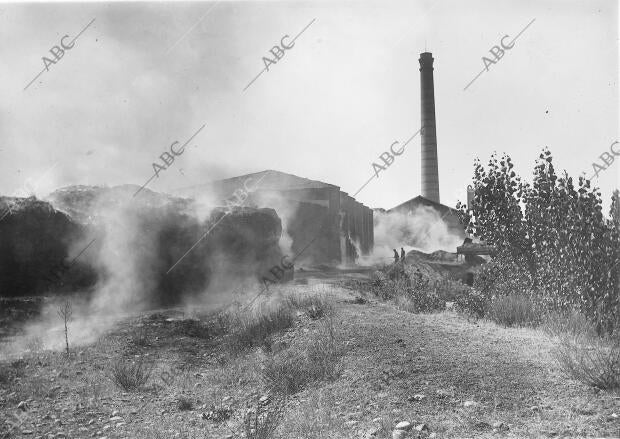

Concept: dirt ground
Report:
left=1, top=279, right=619, bottom=438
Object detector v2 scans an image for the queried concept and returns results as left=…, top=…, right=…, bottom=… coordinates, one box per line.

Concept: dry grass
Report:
left=227, top=304, right=295, bottom=354
left=553, top=337, right=620, bottom=390
left=243, top=396, right=285, bottom=439
left=543, top=311, right=620, bottom=390
left=131, top=326, right=150, bottom=347
left=486, top=294, right=541, bottom=327
left=276, top=388, right=346, bottom=438
left=109, top=357, right=153, bottom=391
left=368, top=274, right=446, bottom=313
left=286, top=293, right=334, bottom=319
left=542, top=310, right=598, bottom=340
left=224, top=290, right=336, bottom=355
left=261, top=318, right=343, bottom=396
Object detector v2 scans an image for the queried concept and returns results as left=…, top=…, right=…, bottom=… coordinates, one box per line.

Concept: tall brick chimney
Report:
left=419, top=52, right=440, bottom=203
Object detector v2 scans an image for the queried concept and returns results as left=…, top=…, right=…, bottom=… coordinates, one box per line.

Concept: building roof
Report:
left=388, top=195, right=459, bottom=216
left=217, top=170, right=339, bottom=191
left=173, top=170, right=339, bottom=194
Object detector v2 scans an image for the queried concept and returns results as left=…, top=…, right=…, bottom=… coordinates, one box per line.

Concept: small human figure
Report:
left=400, top=247, right=406, bottom=262
left=393, top=249, right=399, bottom=264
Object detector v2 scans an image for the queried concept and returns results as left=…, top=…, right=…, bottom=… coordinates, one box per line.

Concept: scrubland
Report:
left=1, top=277, right=619, bottom=439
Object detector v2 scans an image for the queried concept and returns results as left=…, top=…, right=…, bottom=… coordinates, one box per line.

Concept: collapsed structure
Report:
left=0, top=187, right=287, bottom=301
left=177, top=170, right=374, bottom=266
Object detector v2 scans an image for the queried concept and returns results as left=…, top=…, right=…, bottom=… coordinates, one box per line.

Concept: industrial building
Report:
left=179, top=170, right=374, bottom=266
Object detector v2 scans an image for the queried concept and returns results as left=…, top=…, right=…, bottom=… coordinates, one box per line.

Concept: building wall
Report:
left=338, top=193, right=373, bottom=264
left=187, top=174, right=374, bottom=266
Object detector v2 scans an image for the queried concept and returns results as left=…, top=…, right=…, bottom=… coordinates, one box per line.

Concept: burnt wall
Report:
left=0, top=197, right=95, bottom=296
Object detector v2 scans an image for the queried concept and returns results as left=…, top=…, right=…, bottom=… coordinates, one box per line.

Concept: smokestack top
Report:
left=419, top=52, right=434, bottom=70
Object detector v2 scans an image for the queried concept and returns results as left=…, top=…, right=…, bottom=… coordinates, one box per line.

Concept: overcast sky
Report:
left=0, top=0, right=618, bottom=211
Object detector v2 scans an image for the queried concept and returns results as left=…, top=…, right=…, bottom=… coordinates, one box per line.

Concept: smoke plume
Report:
left=366, top=205, right=463, bottom=265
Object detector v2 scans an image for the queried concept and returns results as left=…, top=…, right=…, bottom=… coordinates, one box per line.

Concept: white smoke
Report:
left=366, top=205, right=463, bottom=265
left=0, top=185, right=244, bottom=359
left=251, top=190, right=298, bottom=256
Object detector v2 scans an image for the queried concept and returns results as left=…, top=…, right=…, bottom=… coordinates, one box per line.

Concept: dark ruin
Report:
left=0, top=186, right=287, bottom=302
left=177, top=170, right=375, bottom=266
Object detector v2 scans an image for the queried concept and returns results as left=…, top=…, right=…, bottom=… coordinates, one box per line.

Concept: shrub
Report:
left=203, top=387, right=233, bottom=422
left=110, top=357, right=152, bottom=391
left=286, top=293, right=333, bottom=319
left=369, top=269, right=446, bottom=313
left=261, top=319, right=342, bottom=395
left=403, top=279, right=446, bottom=312
left=486, top=294, right=541, bottom=327
left=243, top=397, right=284, bottom=439
left=261, top=350, right=306, bottom=395
left=553, top=335, right=620, bottom=390
left=303, top=318, right=343, bottom=380
left=545, top=311, right=620, bottom=390
left=227, top=304, right=294, bottom=354
left=202, top=405, right=233, bottom=422
left=176, top=395, right=193, bottom=411
left=454, top=288, right=488, bottom=318
left=131, top=327, right=150, bottom=347
left=542, top=310, right=599, bottom=340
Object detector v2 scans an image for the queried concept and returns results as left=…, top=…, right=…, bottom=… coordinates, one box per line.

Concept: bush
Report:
left=286, top=293, right=333, bottom=319
left=261, top=350, right=306, bottom=395
left=454, top=288, right=488, bottom=318
left=176, top=395, right=193, bottom=411
left=261, top=319, right=342, bottom=395
left=131, top=327, right=150, bottom=347
left=486, top=294, right=541, bottom=327
left=227, top=304, right=294, bottom=354
left=304, top=318, right=342, bottom=381
left=110, top=357, right=152, bottom=391
left=369, top=268, right=446, bottom=313
left=402, top=278, right=446, bottom=313
left=243, top=397, right=284, bottom=439
left=553, top=335, right=620, bottom=390
left=545, top=311, right=620, bottom=390
left=543, top=310, right=599, bottom=340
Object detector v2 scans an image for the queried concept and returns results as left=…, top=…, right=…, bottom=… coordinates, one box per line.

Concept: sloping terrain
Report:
left=1, top=282, right=618, bottom=438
